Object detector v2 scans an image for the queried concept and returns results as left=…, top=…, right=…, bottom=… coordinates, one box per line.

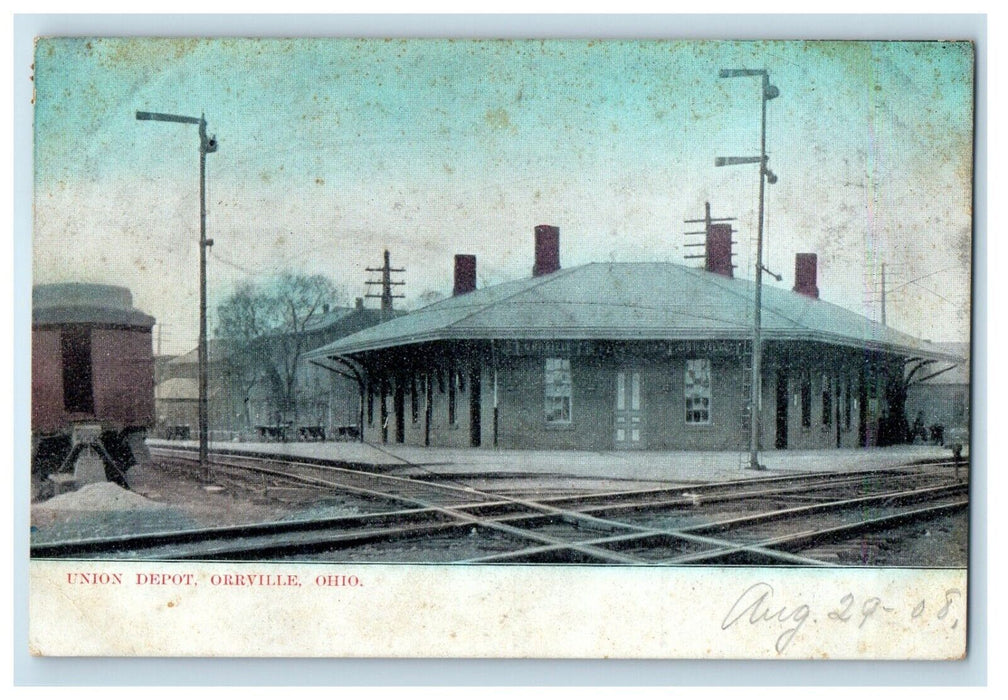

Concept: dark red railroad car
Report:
left=31, top=283, right=155, bottom=488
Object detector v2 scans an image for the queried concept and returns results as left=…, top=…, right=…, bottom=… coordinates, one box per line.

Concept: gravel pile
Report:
left=29, top=482, right=197, bottom=544
left=33, top=482, right=164, bottom=516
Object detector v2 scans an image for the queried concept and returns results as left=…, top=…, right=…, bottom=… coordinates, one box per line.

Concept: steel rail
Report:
left=670, top=482, right=967, bottom=537
left=756, top=499, right=969, bottom=553
left=139, top=446, right=966, bottom=565
left=151, top=448, right=854, bottom=564
left=152, top=448, right=649, bottom=564
left=47, top=447, right=823, bottom=563
left=461, top=481, right=968, bottom=565
left=56, top=446, right=954, bottom=563
left=150, top=444, right=958, bottom=514
left=30, top=506, right=457, bottom=558
left=150, top=443, right=965, bottom=497
left=666, top=499, right=969, bottom=565
left=158, top=446, right=960, bottom=543
left=461, top=521, right=830, bottom=566
left=34, top=473, right=964, bottom=562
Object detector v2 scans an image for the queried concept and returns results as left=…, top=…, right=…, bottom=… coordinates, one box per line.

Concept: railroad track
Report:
left=148, top=444, right=961, bottom=505
left=31, top=445, right=969, bottom=566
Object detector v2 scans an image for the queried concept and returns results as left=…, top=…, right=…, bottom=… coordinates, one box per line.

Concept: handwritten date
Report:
left=721, top=582, right=962, bottom=653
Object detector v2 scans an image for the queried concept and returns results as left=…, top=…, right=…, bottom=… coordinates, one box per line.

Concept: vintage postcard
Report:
left=27, top=37, right=973, bottom=659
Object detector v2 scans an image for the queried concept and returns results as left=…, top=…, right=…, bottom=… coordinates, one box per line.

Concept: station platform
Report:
left=146, top=439, right=958, bottom=485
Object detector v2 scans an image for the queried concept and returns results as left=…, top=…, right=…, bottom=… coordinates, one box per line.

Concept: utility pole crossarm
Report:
left=135, top=111, right=202, bottom=125
left=715, top=156, right=763, bottom=167
left=719, top=68, right=767, bottom=78
left=364, top=249, right=407, bottom=317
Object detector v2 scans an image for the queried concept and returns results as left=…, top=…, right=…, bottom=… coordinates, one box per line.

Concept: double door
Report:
left=614, top=369, right=643, bottom=449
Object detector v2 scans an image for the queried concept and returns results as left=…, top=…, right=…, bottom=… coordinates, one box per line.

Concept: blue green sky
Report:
left=33, top=38, right=973, bottom=352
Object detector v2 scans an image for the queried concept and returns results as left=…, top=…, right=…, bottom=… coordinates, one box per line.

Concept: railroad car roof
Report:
left=308, top=262, right=961, bottom=363
left=32, top=283, right=154, bottom=329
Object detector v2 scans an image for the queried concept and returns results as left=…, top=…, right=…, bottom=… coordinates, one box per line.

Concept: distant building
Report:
left=309, top=226, right=960, bottom=451
left=156, top=301, right=394, bottom=439
left=155, top=339, right=239, bottom=437
left=153, top=354, right=178, bottom=384
left=249, top=301, right=395, bottom=435
left=153, top=377, right=199, bottom=438
left=905, top=341, right=969, bottom=436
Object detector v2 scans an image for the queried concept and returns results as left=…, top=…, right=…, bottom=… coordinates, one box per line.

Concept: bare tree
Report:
left=215, top=273, right=344, bottom=428
left=215, top=283, right=278, bottom=430
left=266, top=273, right=343, bottom=423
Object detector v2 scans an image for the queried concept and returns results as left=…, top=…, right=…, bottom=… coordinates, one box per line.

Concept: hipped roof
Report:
left=169, top=339, right=231, bottom=367
left=307, top=263, right=961, bottom=363
left=172, top=305, right=396, bottom=365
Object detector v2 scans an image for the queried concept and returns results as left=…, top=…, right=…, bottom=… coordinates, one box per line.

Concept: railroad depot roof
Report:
left=308, top=263, right=961, bottom=362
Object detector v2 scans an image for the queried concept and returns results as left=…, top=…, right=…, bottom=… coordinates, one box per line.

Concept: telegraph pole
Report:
left=136, top=110, right=218, bottom=482
left=683, top=201, right=736, bottom=269
left=365, top=250, right=405, bottom=320
left=715, top=68, right=781, bottom=471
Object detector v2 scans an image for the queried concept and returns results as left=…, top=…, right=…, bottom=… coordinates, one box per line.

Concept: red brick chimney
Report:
left=453, top=254, right=477, bottom=296
left=793, top=253, right=820, bottom=298
left=532, top=225, right=560, bottom=277
left=705, top=223, right=734, bottom=277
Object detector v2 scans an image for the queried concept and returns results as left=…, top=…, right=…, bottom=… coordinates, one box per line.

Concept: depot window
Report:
left=544, top=358, right=572, bottom=424
left=684, top=358, right=711, bottom=425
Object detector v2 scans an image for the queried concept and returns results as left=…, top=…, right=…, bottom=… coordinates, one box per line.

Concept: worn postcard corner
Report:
left=28, top=37, right=972, bottom=660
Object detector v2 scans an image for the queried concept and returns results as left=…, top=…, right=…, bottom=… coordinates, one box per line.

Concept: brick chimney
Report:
left=532, top=225, right=560, bottom=277
left=453, top=254, right=477, bottom=296
left=793, top=253, right=820, bottom=299
left=705, top=223, right=734, bottom=277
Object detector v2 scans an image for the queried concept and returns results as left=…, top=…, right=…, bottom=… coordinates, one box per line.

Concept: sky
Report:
left=32, top=38, right=974, bottom=354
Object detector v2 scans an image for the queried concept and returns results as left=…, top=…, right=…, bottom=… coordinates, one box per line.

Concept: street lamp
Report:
left=136, top=110, right=218, bottom=482
left=715, top=68, right=780, bottom=471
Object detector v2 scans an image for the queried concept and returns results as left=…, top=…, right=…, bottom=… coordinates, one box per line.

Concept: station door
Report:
left=614, top=369, right=643, bottom=449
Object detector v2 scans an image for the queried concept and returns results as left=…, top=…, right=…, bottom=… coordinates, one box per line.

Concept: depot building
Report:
left=307, top=226, right=959, bottom=452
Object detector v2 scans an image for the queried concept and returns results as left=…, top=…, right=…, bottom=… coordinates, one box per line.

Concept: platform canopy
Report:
left=307, top=262, right=961, bottom=363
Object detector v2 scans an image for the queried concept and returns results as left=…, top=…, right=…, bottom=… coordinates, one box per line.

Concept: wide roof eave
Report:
left=307, top=326, right=960, bottom=362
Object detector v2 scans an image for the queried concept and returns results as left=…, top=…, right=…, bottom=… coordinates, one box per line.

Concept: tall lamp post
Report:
left=715, top=68, right=780, bottom=471
left=136, top=110, right=218, bottom=481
